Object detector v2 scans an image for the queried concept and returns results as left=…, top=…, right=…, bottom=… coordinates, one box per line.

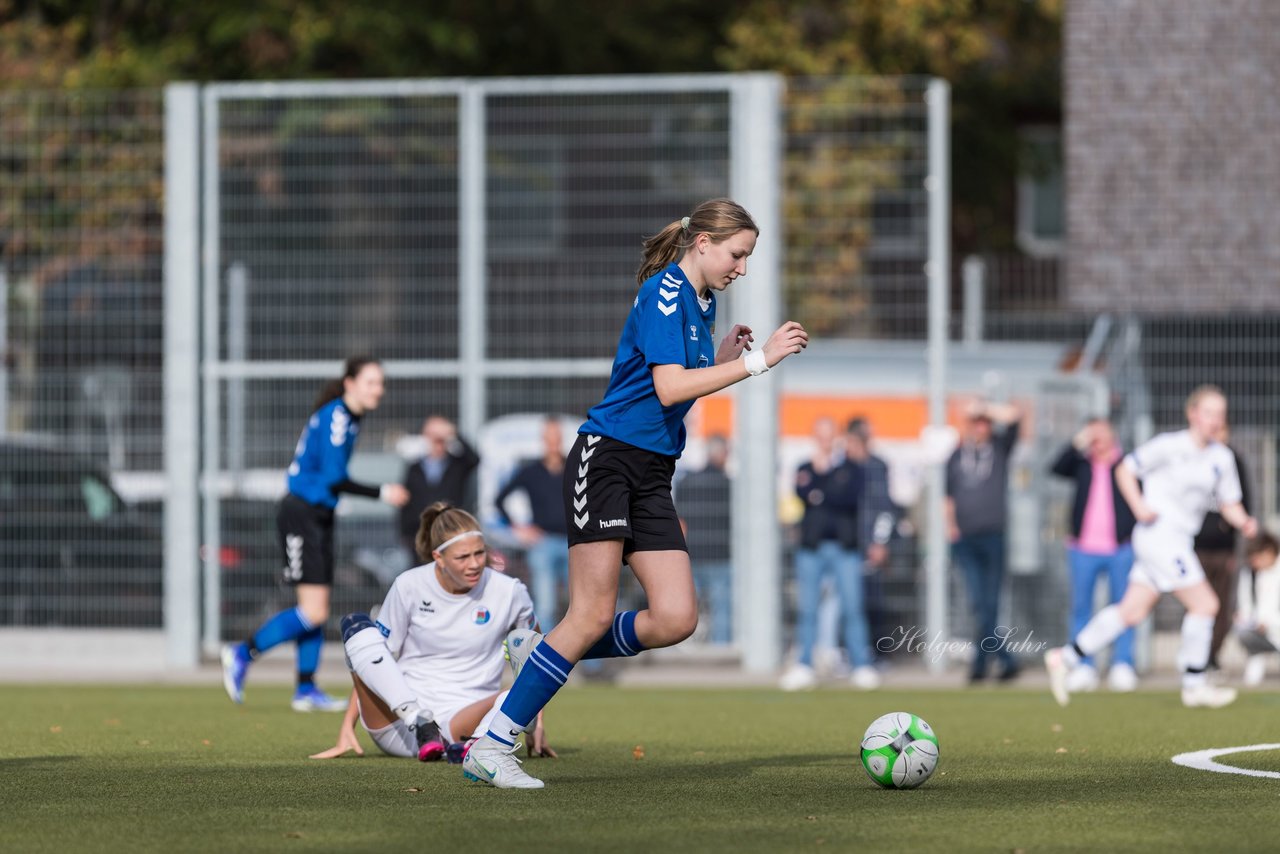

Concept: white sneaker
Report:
left=779, top=663, right=818, bottom=692
left=462, top=735, right=545, bottom=789
left=1243, top=655, right=1267, bottom=687
left=850, top=666, right=881, bottom=691
left=1044, top=648, right=1070, bottom=707
left=1066, top=664, right=1100, bottom=693
left=1107, top=663, right=1138, bottom=693
left=505, top=628, right=542, bottom=680
left=1181, top=683, right=1238, bottom=709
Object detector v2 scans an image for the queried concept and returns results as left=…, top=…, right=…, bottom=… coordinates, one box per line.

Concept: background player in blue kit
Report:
left=221, top=356, right=410, bottom=712
left=462, top=198, right=809, bottom=788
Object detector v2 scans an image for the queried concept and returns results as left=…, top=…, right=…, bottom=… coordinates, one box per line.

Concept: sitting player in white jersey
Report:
left=309, top=501, right=555, bottom=762
left=1045, top=385, right=1258, bottom=708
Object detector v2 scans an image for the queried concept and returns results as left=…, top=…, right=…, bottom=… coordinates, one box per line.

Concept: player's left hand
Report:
left=527, top=720, right=557, bottom=758
left=715, top=324, right=754, bottom=365
left=309, top=726, right=365, bottom=759
left=1242, top=516, right=1259, bottom=539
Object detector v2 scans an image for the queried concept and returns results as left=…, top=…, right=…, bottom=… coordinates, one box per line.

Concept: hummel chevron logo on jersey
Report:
left=578, top=463, right=590, bottom=477
left=285, top=535, right=304, bottom=580
left=575, top=511, right=589, bottom=529
left=659, top=287, right=679, bottom=301
left=586, top=435, right=601, bottom=445
left=574, top=495, right=587, bottom=511
left=662, top=272, right=681, bottom=288
left=580, top=446, right=595, bottom=460
left=658, top=302, right=677, bottom=316
left=330, top=408, right=350, bottom=447
left=574, top=479, right=587, bottom=494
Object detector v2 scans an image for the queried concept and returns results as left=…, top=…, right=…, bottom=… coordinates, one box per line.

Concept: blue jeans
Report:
left=526, top=535, right=570, bottom=630
left=1067, top=544, right=1135, bottom=667
left=692, top=560, right=733, bottom=645
left=951, top=531, right=1016, bottom=677
left=794, top=542, right=871, bottom=668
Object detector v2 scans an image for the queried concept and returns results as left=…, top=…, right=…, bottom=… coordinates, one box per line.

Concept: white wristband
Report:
left=743, top=348, right=770, bottom=376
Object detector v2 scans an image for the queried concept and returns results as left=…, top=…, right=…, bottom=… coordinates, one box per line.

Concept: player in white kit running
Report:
left=310, top=502, right=555, bottom=761
left=1045, top=386, right=1257, bottom=708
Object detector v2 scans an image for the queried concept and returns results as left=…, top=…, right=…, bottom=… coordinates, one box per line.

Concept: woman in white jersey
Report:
left=1045, top=386, right=1257, bottom=708
left=310, top=502, right=555, bottom=761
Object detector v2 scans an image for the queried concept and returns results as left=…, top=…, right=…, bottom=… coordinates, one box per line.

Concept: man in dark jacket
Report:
left=675, top=434, right=733, bottom=645
left=1193, top=423, right=1250, bottom=671
left=399, top=415, right=480, bottom=555
left=1050, top=418, right=1138, bottom=692
left=780, top=417, right=880, bottom=691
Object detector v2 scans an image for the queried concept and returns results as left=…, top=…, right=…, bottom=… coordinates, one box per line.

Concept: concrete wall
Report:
left=1065, top=0, right=1280, bottom=311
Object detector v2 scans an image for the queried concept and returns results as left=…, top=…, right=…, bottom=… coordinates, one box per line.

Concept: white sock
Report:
left=1074, top=605, right=1128, bottom=660
left=469, top=690, right=510, bottom=743
left=1179, top=613, right=1214, bottom=689
left=344, top=626, right=422, bottom=723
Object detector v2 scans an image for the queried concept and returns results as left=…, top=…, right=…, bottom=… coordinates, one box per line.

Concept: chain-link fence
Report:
left=0, top=89, right=165, bottom=628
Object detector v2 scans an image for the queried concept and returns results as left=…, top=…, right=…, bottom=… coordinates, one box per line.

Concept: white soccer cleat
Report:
left=1243, top=655, right=1267, bottom=687
left=850, top=665, right=882, bottom=691
left=1044, top=647, right=1071, bottom=707
left=779, top=663, right=818, bottom=692
left=462, top=735, right=545, bottom=789
left=504, top=628, right=543, bottom=681
left=1107, top=663, right=1138, bottom=693
left=1066, top=663, right=1100, bottom=693
left=1181, top=683, right=1237, bottom=709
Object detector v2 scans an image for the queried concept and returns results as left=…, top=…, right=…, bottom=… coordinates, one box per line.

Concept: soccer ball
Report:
left=860, top=712, right=939, bottom=789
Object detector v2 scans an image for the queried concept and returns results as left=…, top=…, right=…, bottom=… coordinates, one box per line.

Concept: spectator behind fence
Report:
left=399, top=416, right=480, bottom=555
left=1049, top=418, right=1138, bottom=693
left=1237, top=532, right=1280, bottom=686
left=1194, top=423, right=1251, bottom=672
left=945, top=400, right=1023, bottom=684
left=675, top=434, right=733, bottom=645
left=493, top=418, right=570, bottom=630
left=845, top=417, right=897, bottom=653
left=780, top=417, right=879, bottom=691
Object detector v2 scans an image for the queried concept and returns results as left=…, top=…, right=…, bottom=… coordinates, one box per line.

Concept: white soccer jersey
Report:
left=377, top=564, right=534, bottom=717
left=1122, top=429, right=1242, bottom=538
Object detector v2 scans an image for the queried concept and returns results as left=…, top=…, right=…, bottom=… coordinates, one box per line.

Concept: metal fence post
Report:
left=164, top=83, right=202, bottom=668
left=925, top=79, right=951, bottom=672
left=730, top=73, right=785, bottom=673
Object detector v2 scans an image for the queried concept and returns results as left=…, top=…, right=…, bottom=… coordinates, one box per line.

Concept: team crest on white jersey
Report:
left=473, top=606, right=491, bottom=625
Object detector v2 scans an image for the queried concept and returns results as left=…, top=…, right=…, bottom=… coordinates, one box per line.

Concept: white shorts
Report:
left=1128, top=525, right=1205, bottom=593
left=361, top=690, right=508, bottom=758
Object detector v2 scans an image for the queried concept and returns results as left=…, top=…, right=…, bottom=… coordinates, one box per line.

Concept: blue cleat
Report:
left=290, top=685, right=350, bottom=713
left=220, top=643, right=250, bottom=704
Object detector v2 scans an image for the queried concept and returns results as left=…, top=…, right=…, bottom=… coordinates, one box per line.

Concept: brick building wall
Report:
left=1065, top=0, right=1280, bottom=311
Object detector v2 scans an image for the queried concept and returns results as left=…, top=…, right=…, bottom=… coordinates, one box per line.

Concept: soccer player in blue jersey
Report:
left=221, top=356, right=409, bottom=712
left=462, top=198, right=809, bottom=788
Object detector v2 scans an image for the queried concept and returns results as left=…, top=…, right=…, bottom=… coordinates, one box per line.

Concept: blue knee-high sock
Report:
left=582, top=611, right=646, bottom=660
left=486, top=640, right=573, bottom=746
left=248, top=606, right=312, bottom=658
left=296, top=627, right=324, bottom=688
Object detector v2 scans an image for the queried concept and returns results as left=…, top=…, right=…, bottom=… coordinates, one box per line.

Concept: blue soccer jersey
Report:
left=286, top=398, right=362, bottom=508
left=581, top=262, right=716, bottom=457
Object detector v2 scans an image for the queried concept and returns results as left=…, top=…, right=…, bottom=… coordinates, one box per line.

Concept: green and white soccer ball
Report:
left=860, top=712, right=939, bottom=789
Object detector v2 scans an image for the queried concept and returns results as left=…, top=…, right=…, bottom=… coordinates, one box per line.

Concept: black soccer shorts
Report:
left=276, top=493, right=336, bottom=586
left=564, top=433, right=688, bottom=557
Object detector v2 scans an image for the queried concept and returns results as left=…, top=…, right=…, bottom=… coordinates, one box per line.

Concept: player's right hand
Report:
left=309, top=725, right=364, bottom=760
left=762, top=321, right=808, bottom=368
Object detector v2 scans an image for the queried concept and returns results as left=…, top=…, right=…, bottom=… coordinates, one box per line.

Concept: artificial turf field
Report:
left=3, top=684, right=1279, bottom=853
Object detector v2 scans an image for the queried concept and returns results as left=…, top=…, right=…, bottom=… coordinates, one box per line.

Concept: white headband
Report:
left=433, top=530, right=484, bottom=553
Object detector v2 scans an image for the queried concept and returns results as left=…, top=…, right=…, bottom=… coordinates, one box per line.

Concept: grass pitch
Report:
left=3, top=683, right=1279, bottom=852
